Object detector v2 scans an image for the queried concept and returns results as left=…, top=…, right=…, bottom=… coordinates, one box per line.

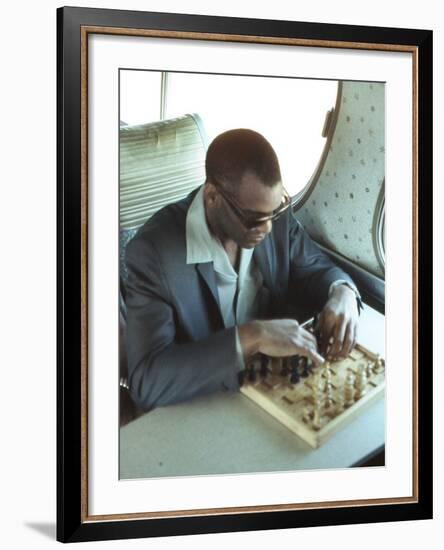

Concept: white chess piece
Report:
left=344, top=372, right=355, bottom=407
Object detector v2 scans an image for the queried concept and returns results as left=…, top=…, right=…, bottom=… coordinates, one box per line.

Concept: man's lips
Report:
left=248, top=233, right=265, bottom=242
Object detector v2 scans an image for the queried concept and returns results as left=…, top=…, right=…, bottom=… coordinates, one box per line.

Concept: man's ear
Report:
left=203, top=181, right=217, bottom=206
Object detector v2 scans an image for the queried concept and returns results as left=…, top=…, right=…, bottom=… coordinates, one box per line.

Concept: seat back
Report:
left=120, top=113, right=208, bottom=289
left=119, top=113, right=208, bottom=425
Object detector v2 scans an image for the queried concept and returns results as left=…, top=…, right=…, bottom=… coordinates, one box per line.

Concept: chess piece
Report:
left=307, top=358, right=314, bottom=375
left=323, top=361, right=332, bottom=381
left=344, top=372, right=355, bottom=407
left=290, top=355, right=300, bottom=384
left=324, top=371, right=334, bottom=409
left=355, top=364, right=367, bottom=399
left=301, top=357, right=310, bottom=378
left=373, top=356, right=384, bottom=374
left=311, top=372, right=321, bottom=394
left=302, top=405, right=312, bottom=423
left=248, top=361, right=257, bottom=383
left=335, top=394, right=345, bottom=415
left=311, top=374, right=325, bottom=418
left=365, top=361, right=373, bottom=379
left=260, top=354, right=269, bottom=378
left=290, top=366, right=300, bottom=385
left=280, top=357, right=290, bottom=377
left=312, top=401, right=322, bottom=430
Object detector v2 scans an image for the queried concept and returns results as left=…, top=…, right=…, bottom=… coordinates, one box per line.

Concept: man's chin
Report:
left=243, top=236, right=264, bottom=248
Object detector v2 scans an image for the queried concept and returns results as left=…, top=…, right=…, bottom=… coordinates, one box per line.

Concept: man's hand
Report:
left=317, top=284, right=359, bottom=360
left=239, top=319, right=325, bottom=365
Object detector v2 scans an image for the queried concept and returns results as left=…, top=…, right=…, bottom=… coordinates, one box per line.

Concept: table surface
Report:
left=120, top=305, right=385, bottom=480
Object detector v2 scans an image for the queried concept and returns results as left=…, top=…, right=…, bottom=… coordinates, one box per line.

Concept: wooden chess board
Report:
left=240, top=320, right=385, bottom=449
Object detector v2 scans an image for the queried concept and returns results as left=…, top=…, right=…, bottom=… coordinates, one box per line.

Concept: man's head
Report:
left=203, top=129, right=288, bottom=249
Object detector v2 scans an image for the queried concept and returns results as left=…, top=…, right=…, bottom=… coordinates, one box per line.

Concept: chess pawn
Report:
left=325, top=381, right=334, bottom=409
left=312, top=402, right=322, bottom=430
left=321, top=362, right=333, bottom=407
left=373, top=356, right=384, bottom=374
left=301, top=357, right=310, bottom=378
left=302, top=405, right=312, bottom=423
left=335, top=394, right=345, bottom=415
left=260, top=354, right=269, bottom=378
left=290, top=357, right=300, bottom=384
left=313, top=373, right=325, bottom=398
left=248, top=361, right=257, bottom=383
left=355, top=364, right=367, bottom=399
left=280, top=357, right=290, bottom=377
left=365, top=361, right=373, bottom=379
left=323, top=362, right=333, bottom=385
left=310, top=374, right=323, bottom=414
left=344, top=372, right=355, bottom=407
left=323, top=361, right=331, bottom=376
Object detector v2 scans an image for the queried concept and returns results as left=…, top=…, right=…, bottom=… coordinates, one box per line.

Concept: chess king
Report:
left=125, top=129, right=362, bottom=410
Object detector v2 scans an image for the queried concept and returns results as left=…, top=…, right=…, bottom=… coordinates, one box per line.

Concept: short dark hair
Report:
left=205, top=129, right=282, bottom=192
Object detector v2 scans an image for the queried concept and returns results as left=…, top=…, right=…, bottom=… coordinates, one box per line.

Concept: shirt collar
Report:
left=185, top=185, right=254, bottom=277
left=185, top=185, right=214, bottom=265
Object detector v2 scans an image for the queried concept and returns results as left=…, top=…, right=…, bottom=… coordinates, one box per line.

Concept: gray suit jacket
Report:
left=125, top=189, right=357, bottom=410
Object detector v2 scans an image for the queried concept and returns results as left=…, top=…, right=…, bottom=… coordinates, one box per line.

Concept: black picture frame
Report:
left=57, top=6, right=433, bottom=543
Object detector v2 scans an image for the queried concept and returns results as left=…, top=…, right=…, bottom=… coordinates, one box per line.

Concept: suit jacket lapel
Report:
left=195, top=238, right=275, bottom=329
left=253, top=236, right=274, bottom=291
left=196, top=262, right=225, bottom=327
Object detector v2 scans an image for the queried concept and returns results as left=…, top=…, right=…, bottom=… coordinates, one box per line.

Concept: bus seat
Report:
left=119, top=113, right=208, bottom=426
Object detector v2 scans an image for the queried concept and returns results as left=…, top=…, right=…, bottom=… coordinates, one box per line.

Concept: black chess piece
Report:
left=290, top=355, right=300, bottom=384
left=280, top=357, right=289, bottom=377
left=300, top=357, right=310, bottom=378
left=260, top=354, right=269, bottom=378
left=248, top=362, right=257, bottom=383
left=307, top=358, right=314, bottom=375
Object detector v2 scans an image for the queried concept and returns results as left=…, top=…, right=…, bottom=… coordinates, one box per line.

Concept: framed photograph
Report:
left=57, top=6, right=432, bottom=543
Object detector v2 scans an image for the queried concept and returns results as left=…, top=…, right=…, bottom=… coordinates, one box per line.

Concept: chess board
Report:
left=240, top=320, right=385, bottom=449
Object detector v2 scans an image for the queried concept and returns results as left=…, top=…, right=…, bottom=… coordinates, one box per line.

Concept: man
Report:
left=125, top=129, right=361, bottom=411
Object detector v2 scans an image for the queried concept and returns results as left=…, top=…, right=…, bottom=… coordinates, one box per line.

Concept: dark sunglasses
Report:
left=211, top=179, right=293, bottom=229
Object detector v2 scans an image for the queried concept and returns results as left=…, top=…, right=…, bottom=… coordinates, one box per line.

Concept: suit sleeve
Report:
left=124, top=236, right=242, bottom=411
left=287, top=211, right=359, bottom=312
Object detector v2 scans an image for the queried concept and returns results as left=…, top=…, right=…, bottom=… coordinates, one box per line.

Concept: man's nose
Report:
left=258, top=219, right=273, bottom=235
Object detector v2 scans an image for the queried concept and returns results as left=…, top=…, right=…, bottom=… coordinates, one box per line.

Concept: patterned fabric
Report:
left=295, top=81, right=385, bottom=278
left=119, top=113, right=208, bottom=286
left=120, top=228, right=137, bottom=288
left=120, top=113, right=208, bottom=231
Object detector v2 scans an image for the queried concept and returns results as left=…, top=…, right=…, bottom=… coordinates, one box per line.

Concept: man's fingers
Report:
left=299, top=339, right=325, bottom=365
left=330, top=316, right=346, bottom=357
left=351, top=323, right=358, bottom=352
left=299, top=336, right=324, bottom=365
left=302, top=331, right=319, bottom=351
left=294, top=327, right=324, bottom=365
left=308, top=349, right=325, bottom=366
left=339, top=322, right=353, bottom=357
left=318, top=313, right=335, bottom=355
